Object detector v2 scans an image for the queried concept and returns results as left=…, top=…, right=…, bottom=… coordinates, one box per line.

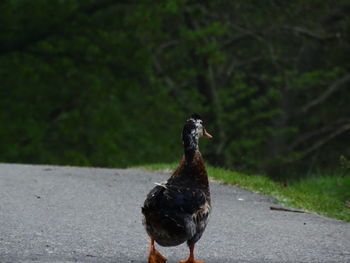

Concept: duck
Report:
left=142, top=113, right=213, bottom=263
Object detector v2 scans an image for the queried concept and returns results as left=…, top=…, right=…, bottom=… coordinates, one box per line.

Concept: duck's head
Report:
left=182, top=113, right=212, bottom=141
left=182, top=114, right=212, bottom=162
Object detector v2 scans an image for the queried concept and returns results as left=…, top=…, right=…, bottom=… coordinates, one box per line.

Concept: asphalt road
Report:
left=0, top=163, right=349, bottom=263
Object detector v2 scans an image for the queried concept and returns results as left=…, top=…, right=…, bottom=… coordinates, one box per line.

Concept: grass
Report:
left=136, top=163, right=350, bottom=222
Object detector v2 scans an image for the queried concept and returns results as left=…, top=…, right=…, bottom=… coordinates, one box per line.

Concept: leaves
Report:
left=0, top=0, right=349, bottom=176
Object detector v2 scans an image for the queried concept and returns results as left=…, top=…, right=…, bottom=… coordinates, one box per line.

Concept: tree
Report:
left=0, top=0, right=349, bottom=176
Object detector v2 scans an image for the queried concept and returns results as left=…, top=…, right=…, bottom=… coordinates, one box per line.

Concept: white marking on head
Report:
left=183, top=118, right=205, bottom=151
left=191, top=119, right=204, bottom=137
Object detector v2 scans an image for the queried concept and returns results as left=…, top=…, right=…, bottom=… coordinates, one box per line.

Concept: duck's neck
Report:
left=174, top=152, right=209, bottom=190
left=183, top=133, right=199, bottom=164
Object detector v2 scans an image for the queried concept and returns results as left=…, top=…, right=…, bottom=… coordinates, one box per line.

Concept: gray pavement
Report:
left=0, top=163, right=349, bottom=263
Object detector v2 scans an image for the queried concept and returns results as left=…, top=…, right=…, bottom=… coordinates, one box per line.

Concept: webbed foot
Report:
left=179, top=259, right=204, bottom=263
left=148, top=249, right=167, bottom=263
left=179, top=245, right=204, bottom=263
left=148, top=238, right=167, bottom=263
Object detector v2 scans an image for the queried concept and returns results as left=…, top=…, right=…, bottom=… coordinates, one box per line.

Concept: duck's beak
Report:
left=203, top=129, right=213, bottom=139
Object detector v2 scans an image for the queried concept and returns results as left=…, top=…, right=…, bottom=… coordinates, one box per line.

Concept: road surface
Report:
left=0, top=164, right=349, bottom=263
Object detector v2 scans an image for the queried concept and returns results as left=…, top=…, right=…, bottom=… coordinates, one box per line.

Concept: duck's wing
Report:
left=177, top=186, right=211, bottom=245
left=143, top=183, right=209, bottom=215
left=162, top=185, right=211, bottom=245
left=142, top=184, right=211, bottom=245
left=162, top=185, right=210, bottom=215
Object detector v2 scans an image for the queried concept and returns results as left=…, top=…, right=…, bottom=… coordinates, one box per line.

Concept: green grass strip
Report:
left=136, top=163, right=350, bottom=222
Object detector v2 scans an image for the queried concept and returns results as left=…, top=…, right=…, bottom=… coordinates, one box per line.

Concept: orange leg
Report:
left=180, top=245, right=204, bottom=263
left=148, top=238, right=167, bottom=263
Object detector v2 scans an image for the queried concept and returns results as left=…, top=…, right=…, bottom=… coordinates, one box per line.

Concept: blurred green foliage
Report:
left=0, top=0, right=349, bottom=177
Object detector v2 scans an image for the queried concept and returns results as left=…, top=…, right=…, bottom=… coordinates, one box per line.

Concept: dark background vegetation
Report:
left=1, top=0, right=349, bottom=179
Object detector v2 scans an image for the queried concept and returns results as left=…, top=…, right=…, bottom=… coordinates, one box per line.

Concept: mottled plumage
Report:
left=142, top=114, right=212, bottom=263
left=142, top=154, right=211, bottom=247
